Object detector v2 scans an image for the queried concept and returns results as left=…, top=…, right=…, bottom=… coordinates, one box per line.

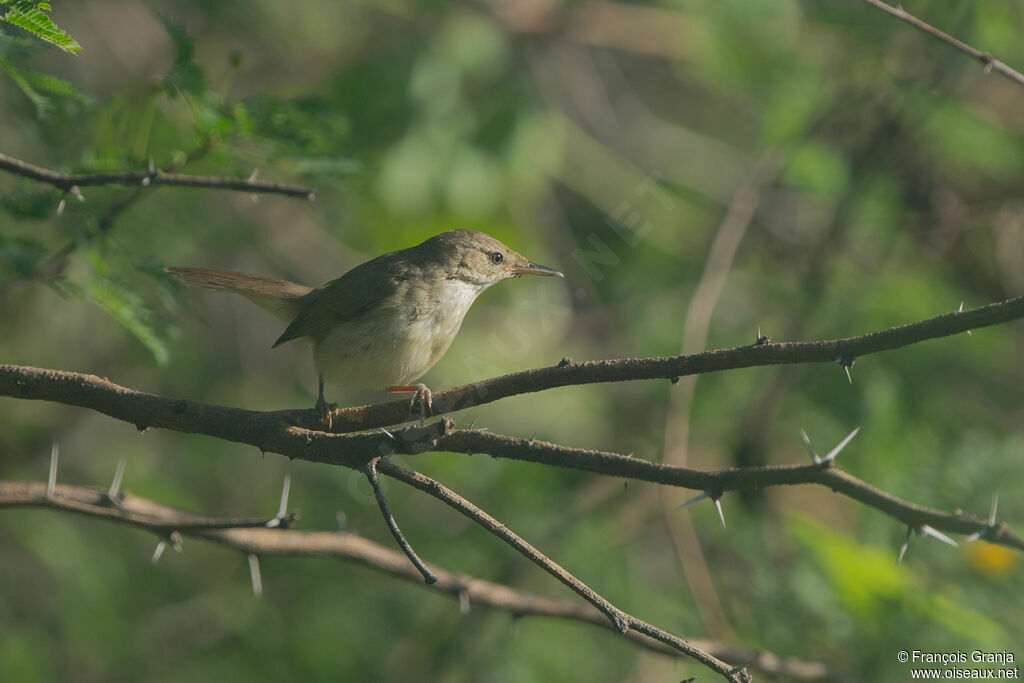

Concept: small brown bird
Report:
left=167, top=229, right=563, bottom=423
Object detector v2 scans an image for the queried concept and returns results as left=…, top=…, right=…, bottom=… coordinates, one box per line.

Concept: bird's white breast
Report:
left=312, top=277, right=487, bottom=388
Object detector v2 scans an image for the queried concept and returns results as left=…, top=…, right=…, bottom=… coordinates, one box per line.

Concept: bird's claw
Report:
left=314, top=396, right=337, bottom=430
left=386, top=383, right=433, bottom=425
left=409, top=383, right=433, bottom=425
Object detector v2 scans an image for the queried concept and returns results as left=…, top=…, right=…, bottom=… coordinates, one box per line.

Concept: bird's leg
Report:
left=314, top=374, right=337, bottom=429
left=386, top=383, right=433, bottom=425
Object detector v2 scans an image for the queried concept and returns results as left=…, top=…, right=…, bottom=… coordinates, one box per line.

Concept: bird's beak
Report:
left=512, top=262, right=564, bottom=278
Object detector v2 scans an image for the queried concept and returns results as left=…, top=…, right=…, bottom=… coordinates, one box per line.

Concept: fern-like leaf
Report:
left=1, top=1, right=81, bottom=53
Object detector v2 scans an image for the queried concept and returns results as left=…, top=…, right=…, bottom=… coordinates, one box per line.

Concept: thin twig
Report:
left=0, top=142, right=257, bottom=297
left=364, top=456, right=438, bottom=584
left=438, top=430, right=1024, bottom=552
left=0, top=478, right=839, bottom=679
left=375, top=460, right=750, bottom=682
left=0, top=151, right=316, bottom=199
left=862, top=0, right=1024, bottom=88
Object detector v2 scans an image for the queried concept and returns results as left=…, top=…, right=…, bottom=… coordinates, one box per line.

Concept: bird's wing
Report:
left=272, top=256, right=402, bottom=347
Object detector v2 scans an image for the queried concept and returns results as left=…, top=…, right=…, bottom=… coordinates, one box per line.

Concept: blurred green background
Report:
left=1, top=1, right=1023, bottom=681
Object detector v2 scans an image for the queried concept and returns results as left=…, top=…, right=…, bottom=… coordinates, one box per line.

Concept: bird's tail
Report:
left=165, top=267, right=313, bottom=322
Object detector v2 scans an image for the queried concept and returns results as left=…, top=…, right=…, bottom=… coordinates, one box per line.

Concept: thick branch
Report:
left=0, top=151, right=316, bottom=199
left=0, top=364, right=450, bottom=469
left=0, top=363, right=1019, bottom=551
left=862, top=0, right=1024, bottom=89
left=328, top=295, right=1024, bottom=432
left=0, top=479, right=837, bottom=680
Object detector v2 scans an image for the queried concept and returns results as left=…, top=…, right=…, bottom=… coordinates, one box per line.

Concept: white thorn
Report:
left=248, top=553, right=263, bottom=598
left=678, top=491, right=710, bottom=510
left=108, top=459, right=126, bottom=499
left=822, top=427, right=860, bottom=464
left=713, top=498, right=726, bottom=528
left=151, top=541, right=167, bottom=564
left=844, top=365, right=853, bottom=384
left=969, top=495, right=999, bottom=541
left=800, top=429, right=820, bottom=463
left=248, top=169, right=261, bottom=203
left=921, top=525, right=958, bottom=548
left=266, top=475, right=291, bottom=527
left=277, top=475, right=291, bottom=518
left=380, top=427, right=395, bottom=439
left=47, top=443, right=59, bottom=498
left=459, top=589, right=471, bottom=615
left=56, top=198, right=66, bottom=215
left=959, top=302, right=972, bottom=335
left=336, top=511, right=347, bottom=531
left=897, top=528, right=911, bottom=563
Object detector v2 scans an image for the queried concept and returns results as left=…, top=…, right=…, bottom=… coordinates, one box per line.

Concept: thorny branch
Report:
left=862, top=0, right=1024, bottom=89
left=436, top=430, right=1022, bottom=551
left=326, top=294, right=1024, bottom=432
left=0, top=151, right=316, bottom=199
left=0, top=478, right=840, bottom=680
left=375, top=460, right=747, bottom=681
left=3, top=297, right=1022, bottom=679
left=0, top=360, right=1019, bottom=552
left=0, top=144, right=311, bottom=297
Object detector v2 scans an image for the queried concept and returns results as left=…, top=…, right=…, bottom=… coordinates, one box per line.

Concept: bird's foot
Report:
left=314, top=395, right=338, bottom=430
left=387, top=383, right=433, bottom=425
left=314, top=373, right=338, bottom=430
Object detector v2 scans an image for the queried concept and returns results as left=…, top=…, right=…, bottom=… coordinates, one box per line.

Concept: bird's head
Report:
left=423, top=229, right=563, bottom=288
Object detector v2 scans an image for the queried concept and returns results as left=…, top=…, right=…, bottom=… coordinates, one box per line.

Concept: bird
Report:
left=166, top=229, right=563, bottom=425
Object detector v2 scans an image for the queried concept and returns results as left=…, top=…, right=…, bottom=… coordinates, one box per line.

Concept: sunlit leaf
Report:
left=0, top=1, right=80, bottom=53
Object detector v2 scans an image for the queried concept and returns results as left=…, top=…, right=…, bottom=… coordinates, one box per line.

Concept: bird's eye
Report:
left=490, top=251, right=504, bottom=265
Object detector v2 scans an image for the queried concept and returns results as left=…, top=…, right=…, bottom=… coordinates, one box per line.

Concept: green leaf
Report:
left=0, top=55, right=50, bottom=116
left=923, top=101, right=1024, bottom=178
left=0, top=1, right=81, bottom=53
left=86, top=253, right=172, bottom=366
left=0, top=185, right=60, bottom=219
left=159, top=17, right=205, bottom=96
left=783, top=140, right=850, bottom=197
left=22, top=67, right=92, bottom=107
left=790, top=516, right=1006, bottom=644
left=0, top=233, right=48, bottom=280
left=292, top=156, right=363, bottom=177
left=0, top=54, right=92, bottom=119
